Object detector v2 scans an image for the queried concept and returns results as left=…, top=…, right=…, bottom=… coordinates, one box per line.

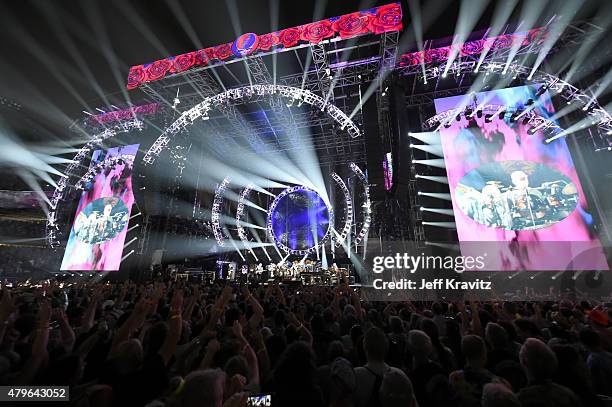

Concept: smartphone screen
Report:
left=247, top=394, right=272, bottom=406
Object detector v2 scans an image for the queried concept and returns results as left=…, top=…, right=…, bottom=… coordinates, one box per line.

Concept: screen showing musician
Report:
left=455, top=161, right=579, bottom=231
left=61, top=144, right=139, bottom=271
left=434, top=85, right=607, bottom=271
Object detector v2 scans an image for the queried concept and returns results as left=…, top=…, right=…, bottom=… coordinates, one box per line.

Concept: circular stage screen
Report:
left=268, top=186, right=332, bottom=254
left=74, top=197, right=130, bottom=244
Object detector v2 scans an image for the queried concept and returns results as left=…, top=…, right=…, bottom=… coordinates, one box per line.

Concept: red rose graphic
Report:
left=368, top=3, right=402, bottom=35
left=171, top=52, right=195, bottom=73
left=427, top=46, right=450, bottom=63
left=460, top=39, right=485, bottom=56
left=127, top=65, right=145, bottom=89
left=204, top=47, right=217, bottom=61
left=214, top=43, right=233, bottom=60
left=145, top=59, right=172, bottom=82
left=527, top=27, right=547, bottom=45
left=332, top=13, right=370, bottom=39
left=258, top=33, right=280, bottom=51
left=278, top=27, right=302, bottom=48
left=194, top=49, right=209, bottom=66
left=489, top=34, right=513, bottom=50
left=398, top=52, right=421, bottom=67
left=301, top=20, right=335, bottom=44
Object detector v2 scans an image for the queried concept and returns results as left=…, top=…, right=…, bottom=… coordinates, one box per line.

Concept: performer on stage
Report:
left=480, top=183, right=511, bottom=229
left=505, top=170, right=547, bottom=230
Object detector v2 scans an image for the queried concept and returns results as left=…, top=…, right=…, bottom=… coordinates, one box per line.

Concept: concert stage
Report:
left=4, top=1, right=606, bottom=285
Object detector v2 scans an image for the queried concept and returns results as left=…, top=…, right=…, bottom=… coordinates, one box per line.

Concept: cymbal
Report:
left=562, top=183, right=577, bottom=195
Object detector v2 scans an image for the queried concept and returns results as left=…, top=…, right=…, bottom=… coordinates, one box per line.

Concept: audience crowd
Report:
left=1, top=278, right=612, bottom=407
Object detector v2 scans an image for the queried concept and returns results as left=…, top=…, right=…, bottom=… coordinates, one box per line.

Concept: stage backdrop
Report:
left=60, top=144, right=139, bottom=271
left=434, top=85, right=608, bottom=271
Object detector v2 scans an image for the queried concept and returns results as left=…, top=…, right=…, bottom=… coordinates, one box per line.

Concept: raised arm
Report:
left=232, top=320, right=260, bottom=387
left=13, top=299, right=51, bottom=385
left=109, top=296, right=149, bottom=356
left=159, top=288, right=184, bottom=366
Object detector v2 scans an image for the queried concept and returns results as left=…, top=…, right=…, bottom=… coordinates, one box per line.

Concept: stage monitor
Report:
left=434, top=85, right=607, bottom=271
left=60, top=144, right=139, bottom=271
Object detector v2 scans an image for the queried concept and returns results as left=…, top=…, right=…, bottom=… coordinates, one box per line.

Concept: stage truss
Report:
left=49, top=15, right=610, bottom=254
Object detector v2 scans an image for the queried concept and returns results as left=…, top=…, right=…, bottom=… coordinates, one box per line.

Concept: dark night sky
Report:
left=0, top=0, right=607, bottom=140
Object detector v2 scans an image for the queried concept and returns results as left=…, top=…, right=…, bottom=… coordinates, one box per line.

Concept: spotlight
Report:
left=476, top=110, right=483, bottom=118
left=444, top=122, right=451, bottom=128
left=414, top=174, right=421, bottom=178
left=465, top=108, right=473, bottom=119
left=499, top=111, right=506, bottom=120
left=526, top=98, right=534, bottom=106
left=527, top=127, right=537, bottom=135
left=358, top=74, right=362, bottom=79
left=510, top=111, right=521, bottom=123
left=442, top=72, right=447, bottom=78
left=455, top=114, right=461, bottom=121
left=484, top=114, right=493, bottom=123
left=535, top=85, right=548, bottom=97
left=409, top=144, right=414, bottom=148
left=417, top=191, right=422, bottom=195
left=522, top=117, right=530, bottom=125
left=420, top=206, right=424, bottom=211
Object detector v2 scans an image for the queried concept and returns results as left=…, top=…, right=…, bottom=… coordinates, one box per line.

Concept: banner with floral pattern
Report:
left=126, top=3, right=403, bottom=89
left=398, top=27, right=547, bottom=67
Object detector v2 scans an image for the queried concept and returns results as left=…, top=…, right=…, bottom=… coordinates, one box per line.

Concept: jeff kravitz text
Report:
left=372, top=278, right=492, bottom=290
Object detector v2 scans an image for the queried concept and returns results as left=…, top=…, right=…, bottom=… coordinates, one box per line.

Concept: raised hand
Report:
left=170, top=289, right=184, bottom=316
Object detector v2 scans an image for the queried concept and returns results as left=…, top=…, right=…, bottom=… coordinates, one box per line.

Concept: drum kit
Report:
left=507, top=181, right=578, bottom=229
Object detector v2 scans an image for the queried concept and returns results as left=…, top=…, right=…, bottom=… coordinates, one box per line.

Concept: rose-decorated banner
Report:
left=398, top=27, right=547, bottom=68
left=89, top=103, right=163, bottom=124
left=126, top=3, right=403, bottom=89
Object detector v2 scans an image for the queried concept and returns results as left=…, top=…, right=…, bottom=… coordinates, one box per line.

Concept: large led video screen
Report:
left=434, top=85, right=607, bottom=270
left=60, top=144, right=139, bottom=271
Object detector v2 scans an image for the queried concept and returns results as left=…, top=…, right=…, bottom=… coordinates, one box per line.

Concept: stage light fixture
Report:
left=535, top=85, right=548, bottom=97
left=527, top=127, right=537, bottom=135
left=444, top=122, right=451, bottom=128
left=509, top=111, right=521, bottom=123
left=499, top=111, right=506, bottom=120
left=526, top=98, right=534, bottom=106
left=476, top=110, right=483, bottom=118
left=455, top=114, right=461, bottom=121
left=522, top=117, right=529, bottom=125
left=484, top=114, right=493, bottom=123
